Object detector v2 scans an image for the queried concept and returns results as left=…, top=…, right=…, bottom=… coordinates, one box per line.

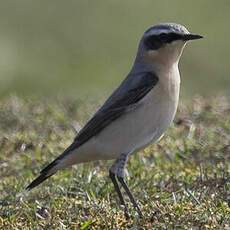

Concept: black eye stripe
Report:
left=161, top=33, right=183, bottom=43
left=144, top=35, right=163, bottom=50
left=144, top=32, right=184, bottom=50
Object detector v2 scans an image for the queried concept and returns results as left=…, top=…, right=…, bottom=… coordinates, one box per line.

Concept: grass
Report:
left=0, top=95, right=229, bottom=229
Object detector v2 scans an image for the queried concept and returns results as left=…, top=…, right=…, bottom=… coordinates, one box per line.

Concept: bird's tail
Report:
left=26, top=172, right=54, bottom=191
left=26, top=141, right=89, bottom=191
left=26, top=157, right=62, bottom=191
left=26, top=140, right=79, bottom=191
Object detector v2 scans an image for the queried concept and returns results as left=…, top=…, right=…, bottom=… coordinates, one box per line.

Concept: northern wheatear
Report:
left=26, top=23, right=203, bottom=217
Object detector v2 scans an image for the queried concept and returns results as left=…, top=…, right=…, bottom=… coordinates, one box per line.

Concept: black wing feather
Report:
left=70, top=71, right=158, bottom=150
left=26, top=72, right=158, bottom=190
left=42, top=72, right=158, bottom=171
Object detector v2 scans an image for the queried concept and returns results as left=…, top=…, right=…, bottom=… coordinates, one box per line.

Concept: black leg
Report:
left=117, top=176, right=143, bottom=217
left=110, top=153, right=142, bottom=217
left=109, top=171, right=129, bottom=219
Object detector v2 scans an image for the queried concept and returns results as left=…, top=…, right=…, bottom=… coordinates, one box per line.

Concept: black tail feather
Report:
left=26, top=172, right=54, bottom=191
left=26, top=147, right=70, bottom=191
left=40, top=159, right=59, bottom=174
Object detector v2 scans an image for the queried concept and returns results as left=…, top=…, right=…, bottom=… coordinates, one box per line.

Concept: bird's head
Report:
left=137, top=23, right=203, bottom=67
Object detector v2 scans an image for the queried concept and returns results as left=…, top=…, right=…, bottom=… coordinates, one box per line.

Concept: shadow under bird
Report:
left=26, top=23, right=203, bottom=218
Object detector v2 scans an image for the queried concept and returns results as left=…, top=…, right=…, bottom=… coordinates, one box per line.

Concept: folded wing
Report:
left=26, top=71, right=158, bottom=190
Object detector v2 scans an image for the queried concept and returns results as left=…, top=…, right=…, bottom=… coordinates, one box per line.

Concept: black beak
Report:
left=183, top=34, right=203, bottom=41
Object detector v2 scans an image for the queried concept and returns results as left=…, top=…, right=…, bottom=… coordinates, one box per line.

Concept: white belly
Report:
left=62, top=69, right=180, bottom=166
left=94, top=81, right=180, bottom=159
left=58, top=62, right=181, bottom=168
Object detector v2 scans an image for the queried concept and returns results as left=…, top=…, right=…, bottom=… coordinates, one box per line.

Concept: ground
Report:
left=0, top=95, right=229, bottom=229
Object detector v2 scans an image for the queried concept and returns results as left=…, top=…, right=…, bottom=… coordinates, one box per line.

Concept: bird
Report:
left=26, top=23, right=203, bottom=218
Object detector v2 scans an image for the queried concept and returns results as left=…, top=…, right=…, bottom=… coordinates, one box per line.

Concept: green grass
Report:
left=0, top=95, right=229, bottom=229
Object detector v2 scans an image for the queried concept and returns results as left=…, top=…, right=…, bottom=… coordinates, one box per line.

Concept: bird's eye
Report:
left=144, top=35, right=163, bottom=50
left=144, top=32, right=184, bottom=50
left=159, top=33, right=169, bottom=42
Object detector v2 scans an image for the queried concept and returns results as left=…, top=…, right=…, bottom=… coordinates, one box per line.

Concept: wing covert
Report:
left=40, top=71, right=158, bottom=172
left=73, top=72, right=158, bottom=147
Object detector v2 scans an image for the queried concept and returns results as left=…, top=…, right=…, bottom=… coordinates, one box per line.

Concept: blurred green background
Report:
left=0, top=0, right=229, bottom=99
